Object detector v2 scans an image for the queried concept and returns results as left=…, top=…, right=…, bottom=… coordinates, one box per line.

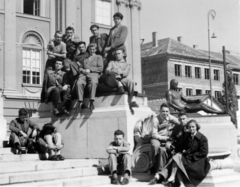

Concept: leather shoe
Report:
left=53, top=109, right=60, bottom=115
left=130, top=101, right=139, bottom=108
left=112, top=174, right=119, bottom=185
left=149, top=178, right=158, bottom=185
left=121, top=177, right=129, bottom=185
left=118, top=86, right=125, bottom=94
left=63, top=109, right=70, bottom=115
left=89, top=102, right=95, bottom=111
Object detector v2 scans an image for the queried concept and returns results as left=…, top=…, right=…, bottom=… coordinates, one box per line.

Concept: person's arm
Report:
left=121, top=64, right=130, bottom=78
left=105, top=61, right=118, bottom=75
left=9, top=120, right=21, bottom=134
left=166, top=91, right=184, bottom=111
left=89, top=55, right=103, bottom=73
left=117, top=142, right=130, bottom=153
left=111, top=26, right=128, bottom=50
left=106, top=142, right=117, bottom=154
left=151, top=121, right=169, bottom=141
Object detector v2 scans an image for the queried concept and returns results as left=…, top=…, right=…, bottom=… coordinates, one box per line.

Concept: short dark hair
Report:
left=90, top=24, right=99, bottom=31
left=114, top=130, right=124, bottom=137
left=115, top=48, right=125, bottom=54
left=78, top=41, right=86, bottom=47
left=160, top=103, right=169, bottom=110
left=88, top=43, right=97, bottom=49
left=178, top=111, right=187, bottom=117
left=55, top=60, right=63, bottom=65
left=42, top=123, right=55, bottom=135
left=113, top=12, right=123, bottom=20
left=55, top=31, right=62, bottom=36
left=66, top=26, right=75, bottom=32
left=18, top=108, right=28, bottom=116
left=187, top=119, right=201, bottom=131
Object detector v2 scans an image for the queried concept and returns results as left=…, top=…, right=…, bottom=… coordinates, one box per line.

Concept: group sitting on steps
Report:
left=41, top=11, right=139, bottom=116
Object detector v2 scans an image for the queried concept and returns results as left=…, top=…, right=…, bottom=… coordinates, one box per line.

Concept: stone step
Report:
left=0, top=154, right=39, bottom=162
left=0, top=159, right=99, bottom=174
left=0, top=175, right=111, bottom=187
left=0, top=166, right=101, bottom=185
left=0, top=147, right=13, bottom=155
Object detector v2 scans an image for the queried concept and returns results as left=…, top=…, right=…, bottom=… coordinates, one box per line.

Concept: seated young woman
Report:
left=153, top=119, right=210, bottom=187
left=37, top=123, right=64, bottom=161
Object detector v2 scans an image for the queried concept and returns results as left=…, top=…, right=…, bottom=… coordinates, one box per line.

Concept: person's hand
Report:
left=55, top=144, right=63, bottom=150
left=85, top=69, right=91, bottom=74
left=20, top=131, right=28, bottom=138
left=171, top=150, right=176, bottom=155
left=62, top=85, right=69, bottom=91
left=76, top=61, right=81, bottom=67
left=104, top=47, right=111, bottom=52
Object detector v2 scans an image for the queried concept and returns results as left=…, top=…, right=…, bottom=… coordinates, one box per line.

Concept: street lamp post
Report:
left=208, top=9, right=217, bottom=106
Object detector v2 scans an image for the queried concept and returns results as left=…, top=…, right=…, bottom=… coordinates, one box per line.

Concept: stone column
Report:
left=50, top=0, right=56, bottom=37
left=80, top=0, right=91, bottom=41
left=4, top=0, right=17, bottom=95
left=65, top=0, right=76, bottom=28
left=0, top=91, right=7, bottom=145
left=116, top=0, right=133, bottom=80
left=129, top=0, right=142, bottom=93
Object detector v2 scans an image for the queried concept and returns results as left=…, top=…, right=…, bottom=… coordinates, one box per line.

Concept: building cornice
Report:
left=116, top=0, right=129, bottom=7
left=129, top=0, right=142, bottom=10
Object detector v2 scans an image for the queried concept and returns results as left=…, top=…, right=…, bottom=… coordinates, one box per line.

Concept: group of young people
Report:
left=41, top=12, right=138, bottom=116
left=107, top=103, right=210, bottom=186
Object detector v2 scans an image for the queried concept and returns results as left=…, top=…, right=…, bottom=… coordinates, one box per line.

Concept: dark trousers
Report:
left=63, top=58, right=79, bottom=76
left=45, top=59, right=56, bottom=71
left=49, top=87, right=71, bottom=110
left=75, top=73, right=98, bottom=101
left=150, top=139, right=168, bottom=173
left=108, top=153, right=132, bottom=175
left=106, top=75, right=135, bottom=98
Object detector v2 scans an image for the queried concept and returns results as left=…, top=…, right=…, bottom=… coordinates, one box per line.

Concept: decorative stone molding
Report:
left=129, top=0, right=142, bottom=10
left=116, top=0, right=129, bottom=7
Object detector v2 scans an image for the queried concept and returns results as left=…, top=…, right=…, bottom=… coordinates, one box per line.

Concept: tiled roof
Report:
left=141, top=38, right=240, bottom=69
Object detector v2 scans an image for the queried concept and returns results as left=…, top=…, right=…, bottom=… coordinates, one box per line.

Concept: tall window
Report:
left=214, top=69, right=220, bottom=81
left=22, top=33, right=42, bottom=85
left=175, top=64, right=181, bottom=77
left=205, top=68, right=210, bottom=79
left=205, top=90, right=210, bottom=94
left=95, top=0, right=111, bottom=25
left=233, top=74, right=239, bottom=85
left=215, top=91, right=221, bottom=100
left=195, top=67, right=201, bottom=79
left=196, top=89, right=202, bottom=95
left=24, top=0, right=41, bottom=16
left=186, top=88, right=192, bottom=96
left=185, top=66, right=191, bottom=78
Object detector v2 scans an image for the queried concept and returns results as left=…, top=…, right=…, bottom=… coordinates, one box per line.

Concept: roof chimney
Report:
left=152, top=32, right=158, bottom=47
left=177, top=36, right=182, bottom=42
left=193, top=45, right=198, bottom=49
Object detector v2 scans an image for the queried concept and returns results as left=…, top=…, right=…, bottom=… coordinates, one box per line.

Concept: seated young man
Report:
left=106, top=130, right=132, bottom=185
left=41, top=60, right=71, bottom=116
left=9, top=108, right=40, bottom=154
left=105, top=49, right=138, bottom=108
left=37, top=123, right=64, bottom=161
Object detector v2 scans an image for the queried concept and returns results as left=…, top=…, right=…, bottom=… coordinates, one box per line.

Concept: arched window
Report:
left=22, top=32, right=43, bottom=85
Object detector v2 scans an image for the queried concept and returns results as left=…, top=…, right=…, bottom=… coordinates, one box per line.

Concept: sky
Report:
left=140, top=0, right=240, bottom=54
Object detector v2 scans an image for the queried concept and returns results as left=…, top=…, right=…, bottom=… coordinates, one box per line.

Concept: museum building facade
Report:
left=0, top=0, right=142, bottom=139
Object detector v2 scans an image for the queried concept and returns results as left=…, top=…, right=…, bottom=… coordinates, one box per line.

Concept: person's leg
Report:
left=120, top=78, right=138, bottom=107
left=157, top=146, right=168, bottom=172
left=168, top=161, right=178, bottom=182
left=44, top=135, right=55, bottom=157
left=176, top=171, right=185, bottom=187
left=76, top=75, right=86, bottom=110
left=50, top=87, right=61, bottom=115
left=150, top=139, right=161, bottom=173
left=87, top=74, right=98, bottom=111
left=53, top=132, right=63, bottom=154
left=9, top=132, right=22, bottom=153
left=108, top=153, right=119, bottom=184
left=122, top=154, right=131, bottom=185
left=60, top=87, right=71, bottom=114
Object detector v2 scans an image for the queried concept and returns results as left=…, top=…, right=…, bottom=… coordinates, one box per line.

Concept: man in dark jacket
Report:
left=104, top=12, right=128, bottom=61
left=89, top=24, right=108, bottom=57
left=41, top=60, right=71, bottom=116
left=9, top=108, right=40, bottom=154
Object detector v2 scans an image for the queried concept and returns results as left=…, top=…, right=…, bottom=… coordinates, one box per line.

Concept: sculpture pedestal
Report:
left=0, top=92, right=7, bottom=147
left=31, top=93, right=154, bottom=159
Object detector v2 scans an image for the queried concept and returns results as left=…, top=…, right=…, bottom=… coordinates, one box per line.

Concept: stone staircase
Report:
left=1, top=147, right=240, bottom=187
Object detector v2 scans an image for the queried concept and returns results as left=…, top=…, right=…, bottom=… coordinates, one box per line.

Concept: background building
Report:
left=141, top=32, right=240, bottom=100
left=0, top=0, right=142, bottom=139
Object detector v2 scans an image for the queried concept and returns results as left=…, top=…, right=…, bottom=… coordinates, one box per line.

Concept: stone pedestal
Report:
left=31, top=93, right=154, bottom=159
